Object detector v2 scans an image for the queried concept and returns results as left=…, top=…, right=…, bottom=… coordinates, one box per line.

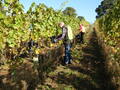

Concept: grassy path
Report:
left=0, top=30, right=114, bottom=90
left=37, top=30, right=113, bottom=90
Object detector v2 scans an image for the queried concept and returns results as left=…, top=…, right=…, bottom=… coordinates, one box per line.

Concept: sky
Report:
left=20, top=0, right=102, bottom=24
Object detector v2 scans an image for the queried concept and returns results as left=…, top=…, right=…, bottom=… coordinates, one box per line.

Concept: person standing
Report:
left=79, top=24, right=86, bottom=43
left=53, top=22, right=73, bottom=65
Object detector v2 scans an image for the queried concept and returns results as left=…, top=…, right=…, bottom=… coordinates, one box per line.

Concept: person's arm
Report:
left=56, top=27, right=67, bottom=41
left=56, top=34, right=62, bottom=39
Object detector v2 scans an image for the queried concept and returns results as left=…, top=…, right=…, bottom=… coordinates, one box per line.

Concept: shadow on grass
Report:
left=0, top=60, right=39, bottom=90
left=0, top=59, right=60, bottom=90
left=80, top=31, right=115, bottom=90
left=52, top=30, right=116, bottom=90
left=51, top=72, right=99, bottom=90
left=71, top=31, right=115, bottom=90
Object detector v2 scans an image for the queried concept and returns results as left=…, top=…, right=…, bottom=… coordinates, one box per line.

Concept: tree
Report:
left=95, top=0, right=115, bottom=18
left=77, top=16, right=85, bottom=21
left=63, top=7, right=77, bottom=17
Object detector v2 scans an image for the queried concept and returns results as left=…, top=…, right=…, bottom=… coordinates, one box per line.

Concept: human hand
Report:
left=53, top=39, right=57, bottom=43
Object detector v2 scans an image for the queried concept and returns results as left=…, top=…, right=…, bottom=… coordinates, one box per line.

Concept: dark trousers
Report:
left=64, top=43, right=72, bottom=64
left=80, top=32, right=84, bottom=43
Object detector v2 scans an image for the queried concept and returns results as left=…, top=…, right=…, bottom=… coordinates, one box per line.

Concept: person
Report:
left=79, top=24, right=86, bottom=43
left=53, top=22, right=73, bottom=65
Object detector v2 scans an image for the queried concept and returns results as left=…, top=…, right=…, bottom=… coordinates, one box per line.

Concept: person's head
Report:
left=80, top=24, right=83, bottom=27
left=59, top=22, right=65, bottom=28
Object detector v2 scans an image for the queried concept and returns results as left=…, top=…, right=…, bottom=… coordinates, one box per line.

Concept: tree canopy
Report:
left=63, top=7, right=77, bottom=17
left=95, top=0, right=115, bottom=18
left=77, top=16, right=85, bottom=21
